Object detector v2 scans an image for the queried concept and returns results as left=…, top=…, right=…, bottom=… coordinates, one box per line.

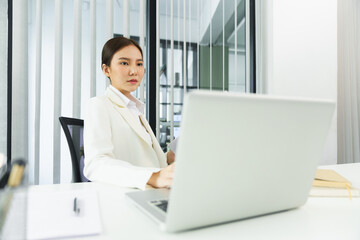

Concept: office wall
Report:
left=199, top=45, right=229, bottom=90
left=264, top=0, right=337, bottom=165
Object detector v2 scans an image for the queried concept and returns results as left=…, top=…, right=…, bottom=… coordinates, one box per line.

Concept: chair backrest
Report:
left=59, top=117, right=88, bottom=183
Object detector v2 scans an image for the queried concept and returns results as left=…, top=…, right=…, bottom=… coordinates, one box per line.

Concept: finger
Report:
left=165, top=171, right=174, bottom=179
left=158, top=177, right=172, bottom=188
left=167, top=163, right=175, bottom=171
left=165, top=178, right=173, bottom=188
left=161, top=170, right=174, bottom=179
left=164, top=166, right=175, bottom=176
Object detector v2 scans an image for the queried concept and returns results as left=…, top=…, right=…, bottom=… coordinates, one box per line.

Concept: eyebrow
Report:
left=118, top=57, right=143, bottom=61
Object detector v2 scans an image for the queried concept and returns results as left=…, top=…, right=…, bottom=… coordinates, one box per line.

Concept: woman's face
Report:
left=102, top=45, right=144, bottom=98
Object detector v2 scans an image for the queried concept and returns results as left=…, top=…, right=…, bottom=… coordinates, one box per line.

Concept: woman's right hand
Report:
left=147, top=163, right=175, bottom=188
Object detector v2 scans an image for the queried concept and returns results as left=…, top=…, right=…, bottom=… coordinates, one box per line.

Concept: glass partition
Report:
left=158, top=0, right=250, bottom=151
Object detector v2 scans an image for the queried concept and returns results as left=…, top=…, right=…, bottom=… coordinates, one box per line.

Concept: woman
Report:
left=84, top=37, right=174, bottom=190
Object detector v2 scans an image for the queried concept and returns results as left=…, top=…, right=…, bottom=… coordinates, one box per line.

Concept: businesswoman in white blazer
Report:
left=84, top=37, right=175, bottom=190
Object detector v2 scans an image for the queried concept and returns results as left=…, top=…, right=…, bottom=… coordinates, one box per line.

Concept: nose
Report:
left=129, top=65, right=137, bottom=76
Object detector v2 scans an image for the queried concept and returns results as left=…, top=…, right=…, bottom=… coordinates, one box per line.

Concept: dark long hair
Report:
left=101, top=36, right=143, bottom=68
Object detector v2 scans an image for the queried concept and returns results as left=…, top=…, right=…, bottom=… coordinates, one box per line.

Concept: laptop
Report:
left=126, top=90, right=335, bottom=232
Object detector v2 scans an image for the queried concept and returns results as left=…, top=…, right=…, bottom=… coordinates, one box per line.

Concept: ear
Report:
left=102, top=64, right=111, bottom=78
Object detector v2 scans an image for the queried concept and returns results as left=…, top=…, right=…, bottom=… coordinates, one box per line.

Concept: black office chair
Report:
left=59, top=117, right=89, bottom=183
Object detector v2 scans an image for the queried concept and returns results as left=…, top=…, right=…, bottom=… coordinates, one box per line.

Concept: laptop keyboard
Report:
left=150, top=199, right=168, bottom=213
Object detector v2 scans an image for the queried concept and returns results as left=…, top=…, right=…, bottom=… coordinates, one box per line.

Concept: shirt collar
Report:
left=109, top=85, right=145, bottom=114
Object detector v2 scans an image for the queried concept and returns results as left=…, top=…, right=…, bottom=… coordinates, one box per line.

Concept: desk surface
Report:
left=29, top=163, right=360, bottom=240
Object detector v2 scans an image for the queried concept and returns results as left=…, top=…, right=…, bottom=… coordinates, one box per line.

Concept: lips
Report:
left=128, top=79, right=138, bottom=84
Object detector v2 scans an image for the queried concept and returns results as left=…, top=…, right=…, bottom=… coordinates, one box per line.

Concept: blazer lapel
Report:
left=105, top=88, right=152, bottom=146
left=139, top=114, right=167, bottom=168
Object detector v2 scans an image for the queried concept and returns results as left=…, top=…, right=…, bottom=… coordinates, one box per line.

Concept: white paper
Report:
left=309, top=186, right=360, bottom=198
left=27, top=188, right=102, bottom=239
left=168, top=137, right=179, bottom=154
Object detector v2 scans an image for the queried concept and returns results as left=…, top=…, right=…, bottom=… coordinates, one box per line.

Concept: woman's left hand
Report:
left=167, top=150, right=175, bottom=165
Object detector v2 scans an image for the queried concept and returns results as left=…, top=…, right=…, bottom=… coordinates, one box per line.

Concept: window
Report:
left=157, top=0, right=254, bottom=150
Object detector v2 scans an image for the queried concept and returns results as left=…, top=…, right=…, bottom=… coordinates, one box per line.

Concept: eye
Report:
left=120, top=62, right=128, bottom=66
left=137, top=63, right=143, bottom=67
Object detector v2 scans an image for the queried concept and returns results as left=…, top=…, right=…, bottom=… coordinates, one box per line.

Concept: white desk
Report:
left=29, top=163, right=360, bottom=240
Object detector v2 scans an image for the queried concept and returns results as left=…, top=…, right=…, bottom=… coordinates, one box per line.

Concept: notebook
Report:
left=126, top=90, right=336, bottom=232
left=310, top=169, right=360, bottom=198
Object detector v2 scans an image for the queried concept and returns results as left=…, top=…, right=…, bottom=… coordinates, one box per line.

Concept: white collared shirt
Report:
left=110, top=85, right=152, bottom=146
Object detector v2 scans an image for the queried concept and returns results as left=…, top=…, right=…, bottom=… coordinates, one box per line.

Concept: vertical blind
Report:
left=26, top=0, right=147, bottom=184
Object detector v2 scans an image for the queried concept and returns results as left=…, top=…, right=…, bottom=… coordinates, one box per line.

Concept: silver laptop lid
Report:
left=165, top=90, right=335, bottom=232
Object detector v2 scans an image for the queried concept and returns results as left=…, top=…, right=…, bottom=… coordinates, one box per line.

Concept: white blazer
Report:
left=84, top=87, right=167, bottom=190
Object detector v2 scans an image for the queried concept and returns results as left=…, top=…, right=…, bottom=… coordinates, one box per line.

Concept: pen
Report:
left=73, top=197, right=80, bottom=216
